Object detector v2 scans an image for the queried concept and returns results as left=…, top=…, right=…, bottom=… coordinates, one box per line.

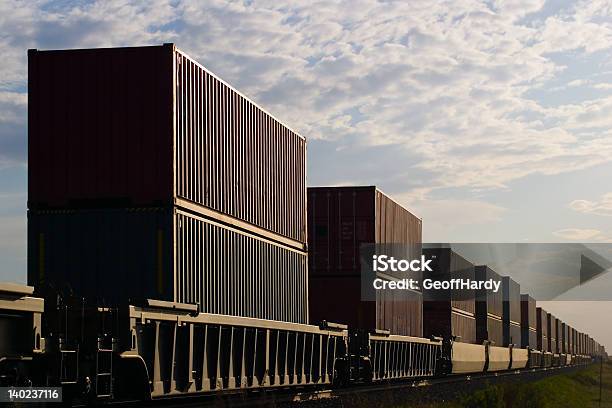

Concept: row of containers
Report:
left=307, top=186, right=599, bottom=355
left=26, top=44, right=602, bottom=356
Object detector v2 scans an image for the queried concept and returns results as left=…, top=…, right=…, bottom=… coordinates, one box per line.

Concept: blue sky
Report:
left=1, top=0, right=612, bottom=351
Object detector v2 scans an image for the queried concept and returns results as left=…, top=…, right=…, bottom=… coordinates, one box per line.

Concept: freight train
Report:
left=0, top=281, right=601, bottom=404
left=0, top=44, right=606, bottom=404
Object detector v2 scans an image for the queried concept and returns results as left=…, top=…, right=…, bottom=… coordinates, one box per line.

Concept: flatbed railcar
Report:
left=0, top=283, right=599, bottom=405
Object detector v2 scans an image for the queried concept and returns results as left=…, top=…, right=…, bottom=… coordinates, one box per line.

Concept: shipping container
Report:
left=568, top=325, right=574, bottom=354
left=307, top=186, right=422, bottom=336
left=28, top=44, right=307, bottom=248
left=475, top=265, right=503, bottom=345
left=308, top=276, right=423, bottom=337
left=561, top=322, right=568, bottom=353
left=422, top=248, right=475, bottom=315
left=502, top=276, right=521, bottom=347
left=555, top=320, right=562, bottom=354
left=308, top=186, right=421, bottom=277
left=536, top=307, right=548, bottom=352
left=423, top=308, right=476, bottom=344
left=28, top=207, right=308, bottom=323
left=422, top=248, right=476, bottom=343
left=521, top=294, right=537, bottom=349
left=547, top=313, right=557, bottom=354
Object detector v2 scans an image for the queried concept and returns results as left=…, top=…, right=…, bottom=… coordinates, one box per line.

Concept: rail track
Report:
left=96, top=363, right=589, bottom=407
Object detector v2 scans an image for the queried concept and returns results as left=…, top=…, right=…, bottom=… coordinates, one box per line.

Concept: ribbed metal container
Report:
left=308, top=186, right=421, bottom=277
left=536, top=307, right=548, bottom=352
left=521, top=294, right=537, bottom=349
left=547, top=313, right=557, bottom=353
left=422, top=305, right=476, bottom=344
left=475, top=265, right=503, bottom=345
left=28, top=44, right=307, bottom=247
left=308, top=276, right=423, bottom=337
left=28, top=208, right=308, bottom=323
left=475, top=266, right=503, bottom=317
left=175, top=211, right=307, bottom=322
left=556, top=320, right=563, bottom=354
left=422, top=248, right=476, bottom=343
left=422, top=248, right=476, bottom=315
left=502, top=277, right=520, bottom=324
left=307, top=186, right=422, bottom=336
left=376, top=286, right=423, bottom=337
left=502, top=276, right=520, bottom=347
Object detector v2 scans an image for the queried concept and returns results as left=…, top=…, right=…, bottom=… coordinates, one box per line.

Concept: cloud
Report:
left=593, top=83, right=612, bottom=90
left=1, top=0, right=612, bottom=195
left=569, top=193, right=612, bottom=216
left=0, top=92, right=27, bottom=168
left=553, top=228, right=611, bottom=241
left=392, top=193, right=507, bottom=241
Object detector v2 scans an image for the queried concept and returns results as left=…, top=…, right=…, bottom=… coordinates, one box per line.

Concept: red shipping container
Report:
left=307, top=186, right=422, bottom=336
left=28, top=44, right=307, bottom=248
left=308, top=186, right=422, bottom=277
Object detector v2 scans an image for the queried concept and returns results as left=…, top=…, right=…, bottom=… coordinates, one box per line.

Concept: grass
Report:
left=398, top=360, right=612, bottom=408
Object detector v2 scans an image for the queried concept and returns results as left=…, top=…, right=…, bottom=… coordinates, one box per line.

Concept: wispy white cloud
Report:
left=1, top=1, right=612, bottom=207
left=569, top=193, right=612, bottom=216
left=553, top=228, right=611, bottom=241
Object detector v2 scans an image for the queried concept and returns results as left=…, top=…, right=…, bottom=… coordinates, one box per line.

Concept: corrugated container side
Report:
left=504, top=322, right=521, bottom=347
left=28, top=46, right=174, bottom=209
left=309, top=276, right=365, bottom=328
left=423, top=302, right=476, bottom=344
left=175, top=210, right=307, bottom=323
left=547, top=314, right=557, bottom=353
left=451, top=311, right=476, bottom=344
left=520, top=294, right=536, bottom=330
left=475, top=266, right=503, bottom=317
left=521, top=294, right=537, bottom=348
left=556, top=320, right=562, bottom=353
left=502, top=276, right=520, bottom=324
left=28, top=208, right=308, bottom=323
left=502, top=276, right=521, bottom=347
left=308, top=186, right=377, bottom=276
left=423, top=248, right=475, bottom=315
left=374, top=189, right=422, bottom=245
left=28, top=208, right=174, bottom=303
left=175, top=49, right=307, bottom=244
left=376, top=287, right=423, bottom=337
left=536, top=307, right=548, bottom=352
left=476, top=315, right=503, bottom=346
left=308, top=186, right=421, bottom=277
left=308, top=276, right=423, bottom=337
left=475, top=266, right=503, bottom=345
left=561, top=322, right=567, bottom=353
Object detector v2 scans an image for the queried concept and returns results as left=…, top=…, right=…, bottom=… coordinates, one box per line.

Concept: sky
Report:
left=1, top=0, right=612, bottom=351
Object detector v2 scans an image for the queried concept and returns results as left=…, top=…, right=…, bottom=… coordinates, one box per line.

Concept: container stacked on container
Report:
left=561, top=322, right=568, bottom=353
left=555, top=319, right=562, bottom=354
left=422, top=248, right=476, bottom=343
left=474, top=266, right=503, bottom=346
left=521, top=295, right=537, bottom=349
left=28, top=44, right=309, bottom=323
left=536, top=307, right=548, bottom=352
left=502, top=276, right=521, bottom=347
left=307, top=186, right=423, bottom=336
left=547, top=313, right=557, bottom=354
